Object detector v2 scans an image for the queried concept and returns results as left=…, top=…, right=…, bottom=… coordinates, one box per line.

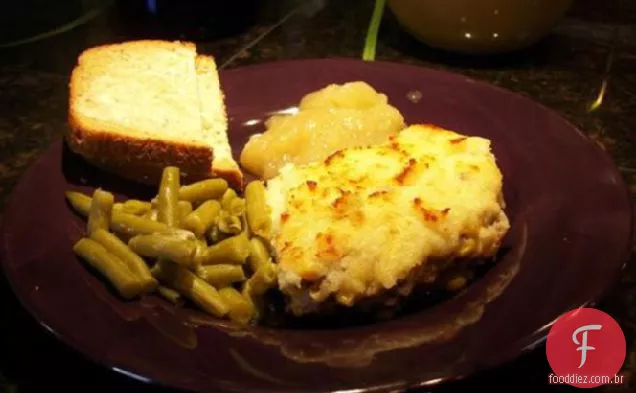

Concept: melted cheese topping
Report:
left=265, top=124, right=510, bottom=313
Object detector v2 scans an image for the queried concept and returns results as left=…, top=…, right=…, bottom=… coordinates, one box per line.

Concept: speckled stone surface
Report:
left=0, top=0, right=634, bottom=392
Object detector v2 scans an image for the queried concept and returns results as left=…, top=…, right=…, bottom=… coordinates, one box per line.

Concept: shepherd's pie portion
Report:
left=264, top=124, right=510, bottom=315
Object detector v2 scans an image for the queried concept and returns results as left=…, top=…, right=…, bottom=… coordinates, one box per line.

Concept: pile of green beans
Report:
left=66, top=167, right=276, bottom=326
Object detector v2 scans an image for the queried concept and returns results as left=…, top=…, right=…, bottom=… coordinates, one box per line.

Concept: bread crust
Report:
left=195, top=54, right=244, bottom=189
left=67, top=113, right=214, bottom=185
left=77, top=40, right=197, bottom=65
left=67, top=40, right=244, bottom=189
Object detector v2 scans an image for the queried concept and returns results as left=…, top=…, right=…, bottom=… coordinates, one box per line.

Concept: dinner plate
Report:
left=0, top=59, right=632, bottom=393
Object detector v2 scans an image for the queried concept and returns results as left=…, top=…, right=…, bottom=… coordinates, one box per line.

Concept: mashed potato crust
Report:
left=265, top=124, right=510, bottom=315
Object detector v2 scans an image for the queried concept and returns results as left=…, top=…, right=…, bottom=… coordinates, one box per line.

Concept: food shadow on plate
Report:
left=258, top=247, right=512, bottom=331
left=61, top=140, right=160, bottom=201
left=189, top=227, right=524, bottom=369
left=131, top=247, right=513, bottom=335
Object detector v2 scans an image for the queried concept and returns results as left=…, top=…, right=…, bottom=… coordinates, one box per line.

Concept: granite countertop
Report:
left=0, top=0, right=635, bottom=392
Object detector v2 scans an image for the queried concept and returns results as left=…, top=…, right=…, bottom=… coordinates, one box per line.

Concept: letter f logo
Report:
left=572, top=324, right=602, bottom=368
left=546, top=308, right=626, bottom=388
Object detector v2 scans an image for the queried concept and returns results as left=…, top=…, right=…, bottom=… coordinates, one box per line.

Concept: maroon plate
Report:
left=0, top=59, right=632, bottom=393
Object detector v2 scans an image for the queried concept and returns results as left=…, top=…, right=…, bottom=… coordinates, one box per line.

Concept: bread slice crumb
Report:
left=67, top=40, right=242, bottom=188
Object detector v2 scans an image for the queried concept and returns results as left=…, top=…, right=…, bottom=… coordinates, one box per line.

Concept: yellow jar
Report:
left=388, top=0, right=574, bottom=54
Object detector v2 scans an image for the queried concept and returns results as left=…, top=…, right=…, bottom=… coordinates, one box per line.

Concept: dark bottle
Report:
left=114, top=0, right=261, bottom=41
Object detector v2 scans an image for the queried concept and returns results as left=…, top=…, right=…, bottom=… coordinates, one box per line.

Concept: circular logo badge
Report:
left=546, top=308, right=626, bottom=388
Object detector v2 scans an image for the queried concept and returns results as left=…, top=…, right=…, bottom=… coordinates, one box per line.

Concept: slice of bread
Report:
left=195, top=55, right=241, bottom=186
left=67, top=40, right=243, bottom=188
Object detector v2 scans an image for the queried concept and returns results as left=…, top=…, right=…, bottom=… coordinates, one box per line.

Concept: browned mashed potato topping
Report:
left=265, top=124, right=510, bottom=315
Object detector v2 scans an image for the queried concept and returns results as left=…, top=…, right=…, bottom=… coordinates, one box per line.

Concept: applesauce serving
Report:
left=239, top=81, right=406, bottom=179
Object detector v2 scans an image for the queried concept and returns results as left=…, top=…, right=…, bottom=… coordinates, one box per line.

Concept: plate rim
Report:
left=1, top=57, right=633, bottom=393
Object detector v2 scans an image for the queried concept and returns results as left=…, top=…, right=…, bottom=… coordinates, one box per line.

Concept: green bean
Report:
left=218, top=194, right=245, bottom=233
left=87, top=189, right=115, bottom=236
left=231, top=199, right=246, bottom=216
left=220, top=188, right=237, bottom=208
left=207, top=225, right=224, bottom=245
left=161, top=228, right=197, bottom=241
left=151, top=259, right=183, bottom=278
left=128, top=233, right=199, bottom=268
left=217, top=210, right=242, bottom=235
left=235, top=263, right=276, bottom=319
left=197, top=264, right=246, bottom=287
left=110, top=211, right=171, bottom=236
left=90, top=229, right=157, bottom=290
left=157, top=285, right=184, bottom=305
left=241, top=280, right=264, bottom=320
left=239, top=213, right=249, bottom=236
left=65, top=191, right=92, bottom=217
left=72, top=238, right=146, bottom=299
left=119, top=199, right=152, bottom=216
left=195, top=237, right=208, bottom=248
left=192, top=239, right=208, bottom=266
left=150, top=261, right=163, bottom=279
left=221, top=189, right=246, bottom=216
left=144, top=208, right=158, bottom=221
left=178, top=179, right=228, bottom=204
left=182, top=200, right=221, bottom=238
left=245, top=181, right=271, bottom=238
left=245, top=262, right=277, bottom=296
left=248, top=237, right=272, bottom=273
left=157, top=166, right=180, bottom=227
left=178, top=201, right=193, bottom=225
left=155, top=261, right=229, bottom=317
left=198, top=234, right=250, bottom=265
left=218, top=287, right=254, bottom=326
